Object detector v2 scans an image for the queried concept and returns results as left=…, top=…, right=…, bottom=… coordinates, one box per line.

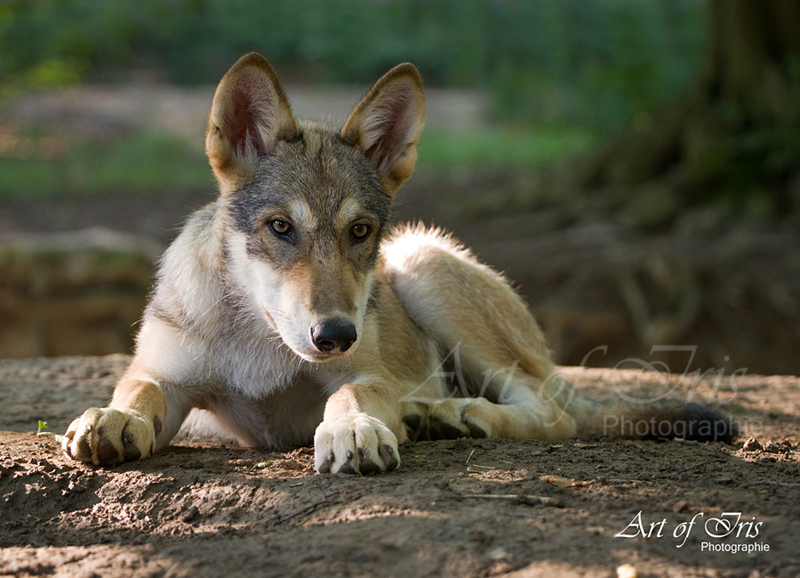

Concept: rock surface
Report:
left=0, top=229, right=159, bottom=358
left=1, top=356, right=798, bottom=577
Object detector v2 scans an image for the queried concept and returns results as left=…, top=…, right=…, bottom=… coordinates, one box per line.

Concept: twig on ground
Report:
left=463, top=493, right=563, bottom=507
left=465, top=448, right=475, bottom=465
left=37, top=432, right=67, bottom=443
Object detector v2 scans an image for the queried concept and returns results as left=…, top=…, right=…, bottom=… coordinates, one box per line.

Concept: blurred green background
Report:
left=0, top=0, right=705, bottom=197
left=1, top=0, right=702, bottom=127
left=1, top=0, right=799, bottom=375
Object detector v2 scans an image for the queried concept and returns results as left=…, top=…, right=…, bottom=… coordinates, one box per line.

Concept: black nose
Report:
left=311, top=319, right=357, bottom=354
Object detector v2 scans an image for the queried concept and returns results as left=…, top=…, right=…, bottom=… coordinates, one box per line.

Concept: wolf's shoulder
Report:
left=146, top=200, right=230, bottom=328
left=159, top=200, right=226, bottom=272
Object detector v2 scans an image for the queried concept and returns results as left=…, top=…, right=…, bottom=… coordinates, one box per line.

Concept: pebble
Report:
left=182, top=506, right=199, bottom=522
left=540, top=497, right=564, bottom=508
left=673, top=500, right=688, bottom=513
left=742, top=438, right=762, bottom=452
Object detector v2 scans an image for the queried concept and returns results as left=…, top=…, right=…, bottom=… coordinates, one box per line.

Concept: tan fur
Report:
left=341, top=63, right=425, bottom=195
left=63, top=53, right=735, bottom=472
left=206, top=53, right=299, bottom=193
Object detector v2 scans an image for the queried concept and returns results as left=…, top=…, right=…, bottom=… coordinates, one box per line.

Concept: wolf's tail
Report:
left=589, top=399, right=737, bottom=442
left=557, top=383, right=738, bottom=443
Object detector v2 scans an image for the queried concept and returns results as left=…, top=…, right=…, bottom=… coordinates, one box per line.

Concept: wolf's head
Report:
left=205, top=53, right=424, bottom=362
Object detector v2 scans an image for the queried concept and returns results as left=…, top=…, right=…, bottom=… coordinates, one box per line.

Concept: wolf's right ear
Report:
left=342, top=63, right=425, bottom=196
left=206, top=53, right=299, bottom=193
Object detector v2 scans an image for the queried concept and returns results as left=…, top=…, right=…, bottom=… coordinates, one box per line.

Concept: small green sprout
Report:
left=36, top=419, right=66, bottom=443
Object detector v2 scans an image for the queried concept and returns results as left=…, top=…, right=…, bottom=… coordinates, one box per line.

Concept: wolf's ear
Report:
left=206, top=53, right=299, bottom=192
left=341, top=63, right=425, bottom=196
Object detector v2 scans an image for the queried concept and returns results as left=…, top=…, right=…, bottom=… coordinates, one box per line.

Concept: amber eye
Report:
left=269, top=219, right=294, bottom=240
left=351, top=224, right=370, bottom=241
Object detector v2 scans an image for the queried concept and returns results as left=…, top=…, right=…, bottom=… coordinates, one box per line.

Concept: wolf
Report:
left=62, top=53, right=736, bottom=474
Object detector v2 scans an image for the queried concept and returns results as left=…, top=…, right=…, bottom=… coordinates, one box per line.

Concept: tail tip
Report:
left=602, top=400, right=738, bottom=444
left=678, top=402, right=738, bottom=443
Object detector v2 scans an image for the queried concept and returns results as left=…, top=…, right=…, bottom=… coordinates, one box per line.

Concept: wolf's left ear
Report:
left=342, top=63, right=425, bottom=196
left=206, top=53, right=299, bottom=193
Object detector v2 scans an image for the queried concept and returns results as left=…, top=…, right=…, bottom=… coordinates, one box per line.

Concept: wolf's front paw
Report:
left=314, top=413, right=399, bottom=475
left=63, top=407, right=156, bottom=466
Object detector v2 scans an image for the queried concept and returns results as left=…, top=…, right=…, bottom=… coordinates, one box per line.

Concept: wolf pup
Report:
left=63, top=53, right=736, bottom=474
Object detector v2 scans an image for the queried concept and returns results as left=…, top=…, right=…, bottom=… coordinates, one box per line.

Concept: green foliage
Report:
left=0, top=127, right=595, bottom=199
left=718, top=120, right=800, bottom=212
left=0, top=0, right=707, bottom=198
left=0, top=0, right=705, bottom=133
left=418, top=126, right=597, bottom=170
left=0, top=133, right=213, bottom=198
left=36, top=418, right=66, bottom=442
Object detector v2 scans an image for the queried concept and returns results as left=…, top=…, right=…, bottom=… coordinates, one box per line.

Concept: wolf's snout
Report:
left=311, top=319, right=357, bottom=354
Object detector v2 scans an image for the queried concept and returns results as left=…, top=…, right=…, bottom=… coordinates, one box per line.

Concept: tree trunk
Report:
left=573, top=0, right=800, bottom=222
left=707, top=0, right=800, bottom=122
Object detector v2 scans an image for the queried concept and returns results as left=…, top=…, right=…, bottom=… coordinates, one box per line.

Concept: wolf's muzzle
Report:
left=311, top=318, right=357, bottom=354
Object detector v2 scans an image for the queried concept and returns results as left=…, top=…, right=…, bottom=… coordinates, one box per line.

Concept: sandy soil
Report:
left=1, top=356, right=798, bottom=578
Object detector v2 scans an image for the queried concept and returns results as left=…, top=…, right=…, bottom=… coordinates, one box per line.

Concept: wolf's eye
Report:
left=351, top=224, right=370, bottom=241
left=269, top=219, right=294, bottom=240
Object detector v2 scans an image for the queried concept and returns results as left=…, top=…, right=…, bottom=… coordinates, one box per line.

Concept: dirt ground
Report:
left=1, top=355, right=798, bottom=578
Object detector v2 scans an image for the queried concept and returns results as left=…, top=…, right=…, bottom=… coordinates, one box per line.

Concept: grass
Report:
left=0, top=132, right=213, bottom=199
left=417, top=125, right=597, bottom=170
left=0, top=125, right=597, bottom=200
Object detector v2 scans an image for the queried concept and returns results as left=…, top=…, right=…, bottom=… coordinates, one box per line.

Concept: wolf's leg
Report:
left=63, top=371, right=195, bottom=465
left=63, top=370, right=161, bottom=465
left=426, top=373, right=579, bottom=441
left=63, top=320, right=197, bottom=466
left=383, top=227, right=582, bottom=441
left=314, top=374, right=406, bottom=475
left=385, top=229, right=736, bottom=444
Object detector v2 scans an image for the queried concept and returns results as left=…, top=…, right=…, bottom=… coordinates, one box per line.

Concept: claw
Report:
left=379, top=444, right=399, bottom=471
left=360, top=460, right=380, bottom=474
left=77, top=438, right=92, bottom=460
left=313, top=412, right=400, bottom=475
left=122, top=426, right=141, bottom=461
left=97, top=438, right=120, bottom=465
left=62, top=407, right=156, bottom=466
